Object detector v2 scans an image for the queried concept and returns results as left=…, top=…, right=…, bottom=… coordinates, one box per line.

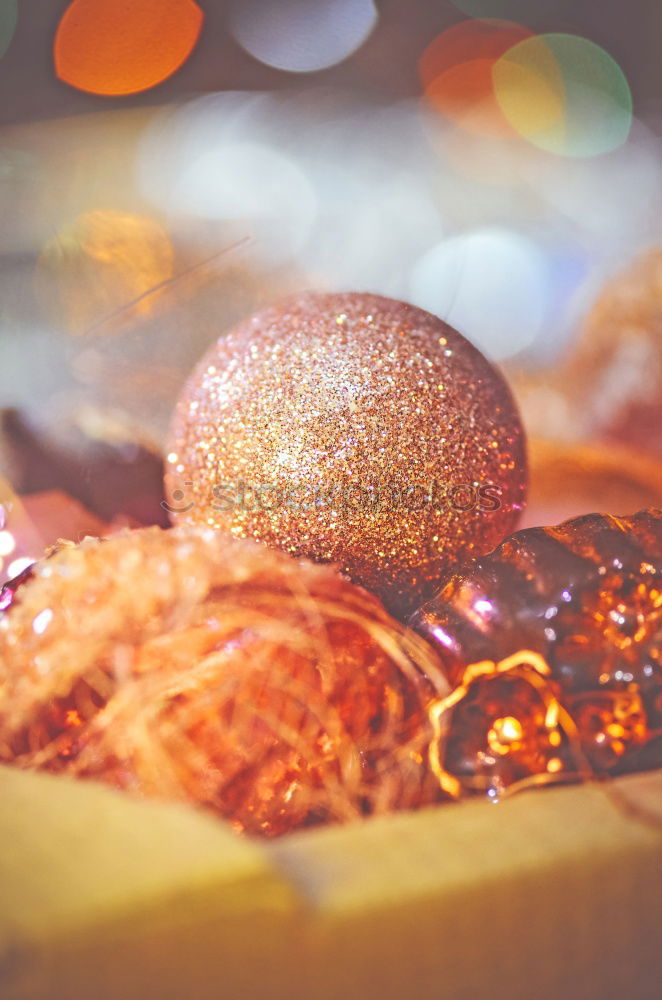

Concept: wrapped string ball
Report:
left=412, top=509, right=662, bottom=798
left=0, top=526, right=449, bottom=836
left=165, top=292, right=527, bottom=618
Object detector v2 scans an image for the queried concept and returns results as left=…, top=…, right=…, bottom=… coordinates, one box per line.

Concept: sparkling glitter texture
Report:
left=0, top=526, right=449, bottom=837
left=166, top=292, right=527, bottom=617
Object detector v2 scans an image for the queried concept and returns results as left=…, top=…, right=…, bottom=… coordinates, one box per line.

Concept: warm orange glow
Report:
left=54, top=0, right=204, bottom=97
left=65, top=709, right=83, bottom=728
left=427, top=651, right=590, bottom=800
left=488, top=715, right=523, bottom=754
left=36, top=210, right=174, bottom=336
left=419, top=19, right=533, bottom=136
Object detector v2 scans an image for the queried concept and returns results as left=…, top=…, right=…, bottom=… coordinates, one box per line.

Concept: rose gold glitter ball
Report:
left=166, top=292, right=527, bottom=616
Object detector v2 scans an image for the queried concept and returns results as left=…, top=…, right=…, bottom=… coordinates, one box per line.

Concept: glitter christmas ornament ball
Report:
left=166, top=292, right=527, bottom=616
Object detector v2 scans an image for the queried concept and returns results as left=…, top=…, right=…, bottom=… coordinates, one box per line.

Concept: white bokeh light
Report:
left=170, top=140, right=317, bottom=265
left=7, top=556, right=34, bottom=580
left=304, top=170, right=444, bottom=297
left=134, top=90, right=662, bottom=370
left=228, top=0, right=378, bottom=73
left=409, top=229, right=550, bottom=361
left=527, top=125, right=662, bottom=250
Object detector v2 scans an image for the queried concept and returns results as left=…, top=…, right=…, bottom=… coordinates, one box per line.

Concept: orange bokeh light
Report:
left=36, top=210, right=175, bottom=336
left=54, top=0, right=204, bottom=97
left=419, top=19, right=534, bottom=136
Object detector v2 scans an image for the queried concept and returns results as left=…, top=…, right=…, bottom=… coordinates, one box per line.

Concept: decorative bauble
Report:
left=565, top=249, right=662, bottom=456
left=412, top=509, right=662, bottom=796
left=0, top=526, right=448, bottom=836
left=510, top=249, right=662, bottom=458
left=166, top=292, right=527, bottom=617
left=428, top=651, right=584, bottom=800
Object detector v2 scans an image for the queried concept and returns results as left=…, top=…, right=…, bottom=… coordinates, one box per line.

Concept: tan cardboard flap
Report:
left=270, top=773, right=662, bottom=1000
left=0, top=765, right=299, bottom=1000
left=1, top=765, right=661, bottom=1000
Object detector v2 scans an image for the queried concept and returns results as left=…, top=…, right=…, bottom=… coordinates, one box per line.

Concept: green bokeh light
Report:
left=0, top=0, right=18, bottom=61
left=450, top=0, right=557, bottom=25
left=493, top=33, right=633, bottom=157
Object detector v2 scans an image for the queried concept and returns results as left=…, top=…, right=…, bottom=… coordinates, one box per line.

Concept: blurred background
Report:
left=0, top=0, right=661, bottom=576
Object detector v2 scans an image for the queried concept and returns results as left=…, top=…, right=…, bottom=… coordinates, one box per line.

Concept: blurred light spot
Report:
left=409, top=228, right=549, bottom=360
left=137, top=91, right=281, bottom=211
left=450, top=0, right=556, bottom=21
left=36, top=210, right=174, bottom=336
left=423, top=117, right=532, bottom=189
left=228, top=0, right=378, bottom=73
left=528, top=126, right=662, bottom=245
left=419, top=19, right=533, bottom=136
left=303, top=170, right=443, bottom=297
left=532, top=243, right=590, bottom=363
left=494, top=34, right=632, bottom=157
left=54, top=0, right=203, bottom=96
left=0, top=530, right=15, bottom=556
left=7, top=556, right=34, bottom=579
left=33, top=608, right=53, bottom=635
left=172, top=141, right=317, bottom=265
left=0, top=0, right=17, bottom=60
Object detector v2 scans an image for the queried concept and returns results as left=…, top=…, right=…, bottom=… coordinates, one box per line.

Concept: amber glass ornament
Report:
left=166, top=292, right=527, bottom=617
left=412, top=509, right=662, bottom=790
left=0, top=526, right=448, bottom=836
left=428, top=652, right=588, bottom=799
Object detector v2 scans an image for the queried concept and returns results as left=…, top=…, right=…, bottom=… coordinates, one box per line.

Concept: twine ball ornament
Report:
left=166, top=292, right=527, bottom=617
left=0, top=526, right=448, bottom=836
